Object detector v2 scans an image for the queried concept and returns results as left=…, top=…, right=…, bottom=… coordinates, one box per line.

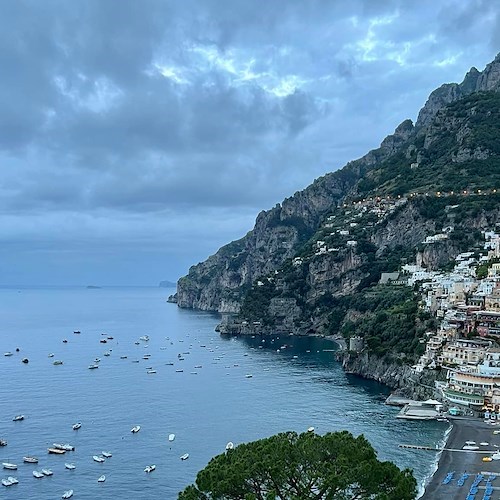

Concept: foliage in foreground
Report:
left=178, top=430, right=417, bottom=499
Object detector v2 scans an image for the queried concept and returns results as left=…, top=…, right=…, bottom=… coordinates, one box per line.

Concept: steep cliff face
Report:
left=177, top=54, right=500, bottom=315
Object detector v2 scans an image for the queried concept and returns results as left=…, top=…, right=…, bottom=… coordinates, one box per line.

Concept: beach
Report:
left=421, top=418, right=499, bottom=499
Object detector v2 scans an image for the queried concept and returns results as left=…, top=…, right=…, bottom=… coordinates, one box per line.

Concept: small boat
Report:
left=139, top=335, right=150, bottom=342
left=22, top=358, right=29, bottom=363
left=98, top=474, right=106, bottom=482
left=134, top=341, right=140, bottom=345
left=2, top=463, right=17, bottom=470
left=48, top=448, right=66, bottom=454
left=107, top=336, right=114, bottom=340
left=307, top=427, right=315, bottom=432
left=103, top=352, right=111, bottom=357
left=12, top=415, right=24, bottom=421
left=94, top=357, right=101, bottom=362
left=54, top=443, right=75, bottom=451
left=0, top=439, right=7, bottom=446
left=168, top=434, right=175, bottom=442
left=225, top=441, right=234, bottom=450
left=180, top=453, right=189, bottom=460
left=166, top=362, right=174, bottom=365
left=102, top=451, right=112, bottom=458
left=73, top=330, right=81, bottom=334
left=64, top=463, right=76, bottom=470
left=62, top=490, right=74, bottom=499
left=144, top=464, right=156, bottom=473
left=4, top=352, right=13, bottom=357
left=132, top=359, right=140, bottom=363
left=194, top=365, right=202, bottom=369
left=48, top=353, right=55, bottom=357
left=245, top=374, right=253, bottom=378
left=23, top=456, right=38, bottom=463
left=88, top=364, right=99, bottom=370
left=53, top=360, right=63, bottom=365
left=72, top=422, right=82, bottom=430
left=93, top=455, right=105, bottom=463
left=131, top=425, right=141, bottom=433
left=175, top=369, right=183, bottom=373
left=41, top=468, right=53, bottom=476
left=120, top=355, right=127, bottom=359
left=33, top=470, right=44, bottom=478
left=62, top=339, right=68, bottom=343
left=142, top=355, right=151, bottom=360
left=7, top=476, right=18, bottom=484
left=1, top=478, right=13, bottom=486
left=100, top=338, right=107, bottom=343
left=147, top=369, right=157, bottom=374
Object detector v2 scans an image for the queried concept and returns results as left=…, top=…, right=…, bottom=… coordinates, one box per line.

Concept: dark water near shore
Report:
left=0, top=287, right=446, bottom=499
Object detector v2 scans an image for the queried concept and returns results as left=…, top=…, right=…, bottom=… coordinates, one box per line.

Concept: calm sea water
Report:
left=0, top=287, right=446, bottom=499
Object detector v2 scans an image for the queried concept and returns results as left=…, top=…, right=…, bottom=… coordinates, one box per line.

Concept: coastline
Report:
left=419, top=418, right=499, bottom=500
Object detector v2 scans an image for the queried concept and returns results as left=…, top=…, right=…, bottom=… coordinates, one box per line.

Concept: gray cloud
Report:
left=0, top=0, right=498, bottom=284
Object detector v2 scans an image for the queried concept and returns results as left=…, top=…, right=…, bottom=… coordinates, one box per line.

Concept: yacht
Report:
left=131, top=425, right=141, bottom=433
left=33, top=470, right=44, bottom=478
left=62, top=490, right=74, bottom=499
left=72, top=422, right=82, bottom=430
left=2, top=463, right=17, bottom=470
left=98, top=474, right=106, bottom=482
left=64, top=463, right=76, bottom=470
left=93, top=455, right=105, bottom=463
left=144, top=464, right=156, bottom=473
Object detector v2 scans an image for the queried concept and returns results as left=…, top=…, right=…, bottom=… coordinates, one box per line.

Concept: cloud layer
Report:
left=0, top=0, right=498, bottom=284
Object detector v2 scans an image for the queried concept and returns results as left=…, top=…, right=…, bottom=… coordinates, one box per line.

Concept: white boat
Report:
left=4, top=352, right=13, bottom=357
left=225, top=441, right=234, bottom=450
left=3, top=463, right=17, bottom=470
left=131, top=425, right=141, bottom=433
left=64, top=463, right=76, bottom=470
left=147, top=369, right=157, bottom=374
left=245, top=374, right=253, bottom=378
left=492, top=451, right=500, bottom=460
left=102, top=451, right=112, bottom=458
left=144, top=464, right=156, bottom=473
left=139, top=335, right=150, bottom=342
left=180, top=453, right=189, bottom=460
left=53, top=360, right=63, bottom=365
left=120, top=355, right=127, bottom=359
left=72, top=422, right=82, bottom=430
left=88, top=364, right=99, bottom=369
left=33, top=470, right=44, bottom=478
left=1, top=478, right=13, bottom=486
left=48, top=353, right=55, bottom=357
left=41, top=469, right=53, bottom=476
left=98, top=474, right=106, bottom=482
left=93, top=455, right=105, bottom=463
left=168, top=434, right=175, bottom=442
left=104, top=352, right=111, bottom=357
left=23, top=456, right=38, bottom=463
left=307, top=426, right=315, bottom=432
left=54, top=443, right=75, bottom=451
left=7, top=476, right=18, bottom=484
left=12, top=415, right=24, bottom=421
left=62, top=490, right=74, bottom=499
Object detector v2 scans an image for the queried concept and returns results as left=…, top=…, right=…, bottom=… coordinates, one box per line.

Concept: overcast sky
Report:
left=0, top=0, right=498, bottom=286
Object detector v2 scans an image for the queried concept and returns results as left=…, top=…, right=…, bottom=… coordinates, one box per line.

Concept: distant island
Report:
left=159, top=280, right=176, bottom=288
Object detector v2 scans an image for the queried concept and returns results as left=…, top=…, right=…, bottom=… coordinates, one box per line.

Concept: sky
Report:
left=0, top=0, right=499, bottom=286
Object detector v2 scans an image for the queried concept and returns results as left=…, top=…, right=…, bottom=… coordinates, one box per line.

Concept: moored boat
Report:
left=41, top=468, right=53, bottom=476
left=131, top=425, right=141, bottom=433
left=23, top=456, right=38, bottom=463
left=144, top=464, right=156, bottom=473
left=54, top=443, right=75, bottom=451
left=88, top=364, right=99, bottom=369
left=7, top=476, right=18, bottom=484
left=225, top=441, right=234, bottom=450
left=62, top=490, right=74, bottom=499
left=93, top=455, right=105, bottom=463
left=48, top=448, right=66, bottom=454
left=12, top=415, right=24, bottom=421
left=0, top=439, right=7, bottom=446
left=33, top=470, right=44, bottom=478
left=2, top=463, right=17, bottom=470
left=98, top=474, right=106, bottom=482
left=64, top=463, right=76, bottom=470
left=101, top=451, right=112, bottom=458
left=72, top=422, right=82, bottom=430
left=168, top=433, right=175, bottom=442
left=4, top=352, right=13, bottom=357
left=53, top=360, right=63, bottom=365
left=180, top=453, right=189, bottom=460
left=1, top=478, right=13, bottom=486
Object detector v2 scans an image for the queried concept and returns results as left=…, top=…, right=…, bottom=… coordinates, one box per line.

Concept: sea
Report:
left=0, top=286, right=448, bottom=499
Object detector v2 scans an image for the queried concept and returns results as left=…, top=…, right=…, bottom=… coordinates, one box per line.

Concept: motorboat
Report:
left=225, top=442, right=234, bottom=450
left=307, top=427, right=315, bottom=432
left=88, top=364, right=99, bottom=369
left=144, top=464, right=156, bottom=473
left=41, top=469, right=53, bottom=476
left=120, top=355, right=127, bottom=359
left=2, top=463, right=17, bottom=470
left=33, top=470, right=44, bottom=478
left=53, top=360, right=63, bottom=365
left=48, top=448, right=66, bottom=454
left=100, top=339, right=107, bottom=343
left=7, top=476, right=18, bottom=484
left=13, top=415, right=24, bottom=421
left=73, top=330, right=80, bottom=334
left=4, top=352, right=13, bottom=356
left=168, top=434, right=175, bottom=442
left=104, top=352, right=111, bottom=357
left=23, top=456, right=38, bottom=463
left=54, top=443, right=75, bottom=451
left=107, top=336, right=114, bottom=340
left=245, top=374, right=253, bottom=378
left=139, top=335, right=150, bottom=342
left=98, top=474, right=106, bottom=482
left=1, top=478, right=13, bottom=486
left=0, top=439, right=7, bottom=446
left=62, top=339, right=68, bottom=343
left=93, top=455, right=105, bottom=463
left=72, top=422, right=82, bottom=430
left=64, top=463, right=76, bottom=470
left=147, top=369, right=157, bottom=374
left=180, top=453, right=189, bottom=460
left=62, top=490, right=74, bottom=499
left=94, top=357, right=101, bottom=363
left=175, top=369, right=183, bottom=373
left=131, top=425, right=141, bottom=433
left=102, top=451, right=112, bottom=458
left=48, top=353, right=54, bottom=357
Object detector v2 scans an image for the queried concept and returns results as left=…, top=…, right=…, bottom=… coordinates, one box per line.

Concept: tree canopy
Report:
left=178, top=430, right=417, bottom=499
